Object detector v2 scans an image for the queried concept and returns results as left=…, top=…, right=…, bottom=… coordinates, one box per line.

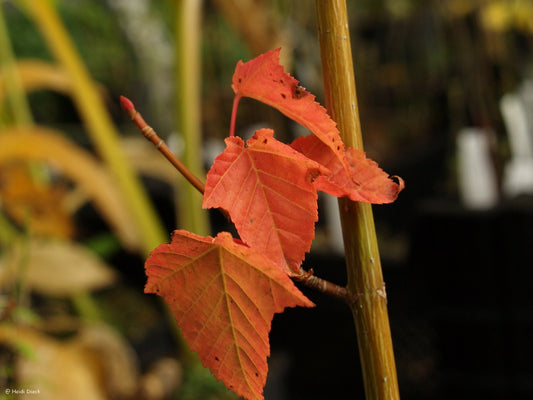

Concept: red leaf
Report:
left=292, top=134, right=404, bottom=203
left=231, top=49, right=404, bottom=204
left=145, top=230, right=313, bottom=400
left=231, top=48, right=345, bottom=162
left=203, top=129, right=327, bottom=273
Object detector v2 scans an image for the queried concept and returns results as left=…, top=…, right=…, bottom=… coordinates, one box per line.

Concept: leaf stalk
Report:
left=229, top=95, right=241, bottom=137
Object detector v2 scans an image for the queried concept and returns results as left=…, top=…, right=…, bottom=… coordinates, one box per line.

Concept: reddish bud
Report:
left=120, top=95, right=135, bottom=113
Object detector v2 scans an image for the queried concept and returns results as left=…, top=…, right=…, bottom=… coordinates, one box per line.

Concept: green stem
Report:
left=0, top=3, right=33, bottom=126
left=173, top=0, right=213, bottom=370
left=315, top=1, right=400, bottom=399
left=175, top=0, right=210, bottom=236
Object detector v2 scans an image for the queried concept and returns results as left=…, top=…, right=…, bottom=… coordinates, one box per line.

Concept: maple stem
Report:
left=316, top=1, right=401, bottom=400
left=292, top=269, right=351, bottom=304
left=120, top=96, right=206, bottom=195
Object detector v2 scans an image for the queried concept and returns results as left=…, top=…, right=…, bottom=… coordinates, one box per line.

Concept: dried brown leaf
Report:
left=0, top=126, right=140, bottom=251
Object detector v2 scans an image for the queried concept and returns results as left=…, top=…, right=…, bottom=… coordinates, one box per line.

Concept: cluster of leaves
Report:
left=144, top=48, right=403, bottom=400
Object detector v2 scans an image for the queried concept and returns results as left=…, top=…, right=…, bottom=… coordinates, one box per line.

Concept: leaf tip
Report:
left=392, top=175, right=405, bottom=191
left=390, top=175, right=405, bottom=200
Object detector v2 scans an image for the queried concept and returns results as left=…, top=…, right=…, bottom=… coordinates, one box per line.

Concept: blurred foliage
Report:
left=6, top=0, right=137, bottom=93
left=0, top=0, right=171, bottom=399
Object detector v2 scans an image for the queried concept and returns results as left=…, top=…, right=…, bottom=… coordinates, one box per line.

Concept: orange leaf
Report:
left=231, top=49, right=404, bottom=204
left=231, top=48, right=345, bottom=162
left=144, top=230, right=313, bottom=400
left=203, top=129, right=327, bottom=273
left=292, top=134, right=404, bottom=203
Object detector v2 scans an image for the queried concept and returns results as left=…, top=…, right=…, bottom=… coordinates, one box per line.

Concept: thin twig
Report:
left=292, top=268, right=351, bottom=304
left=120, top=96, right=206, bottom=195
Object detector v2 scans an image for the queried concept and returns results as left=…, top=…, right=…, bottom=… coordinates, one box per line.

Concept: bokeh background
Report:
left=1, top=0, right=533, bottom=399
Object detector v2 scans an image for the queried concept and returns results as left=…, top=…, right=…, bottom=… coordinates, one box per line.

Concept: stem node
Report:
left=292, top=268, right=350, bottom=304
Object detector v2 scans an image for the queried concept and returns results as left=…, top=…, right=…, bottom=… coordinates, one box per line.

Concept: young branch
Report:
left=292, top=268, right=352, bottom=304
left=316, top=1, right=400, bottom=399
left=120, top=96, right=206, bottom=195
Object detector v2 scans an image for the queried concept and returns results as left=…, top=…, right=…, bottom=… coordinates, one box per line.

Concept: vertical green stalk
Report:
left=0, top=3, right=33, bottom=126
left=315, top=1, right=400, bottom=399
left=175, top=0, right=210, bottom=236
left=173, top=0, right=225, bottom=381
left=18, top=0, right=166, bottom=256
left=173, top=6, right=234, bottom=398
